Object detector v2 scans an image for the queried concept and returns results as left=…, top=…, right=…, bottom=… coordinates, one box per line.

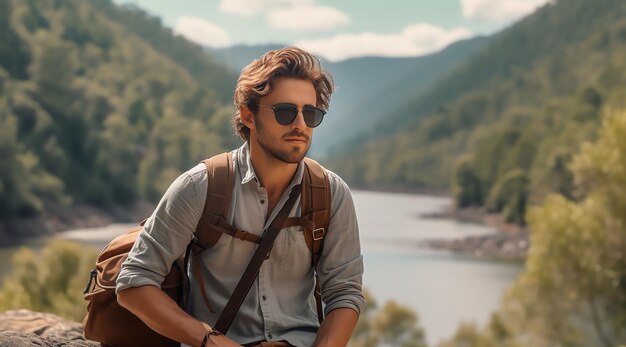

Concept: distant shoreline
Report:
left=0, top=201, right=155, bottom=247
left=0, top=184, right=448, bottom=247
left=420, top=205, right=529, bottom=260
left=1, top=186, right=529, bottom=261
left=350, top=183, right=450, bottom=197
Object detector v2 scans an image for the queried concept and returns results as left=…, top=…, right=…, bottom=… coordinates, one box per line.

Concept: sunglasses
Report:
left=257, top=103, right=326, bottom=128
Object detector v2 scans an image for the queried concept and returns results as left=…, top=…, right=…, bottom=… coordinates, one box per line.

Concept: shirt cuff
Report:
left=115, top=273, right=161, bottom=295
left=324, top=294, right=365, bottom=317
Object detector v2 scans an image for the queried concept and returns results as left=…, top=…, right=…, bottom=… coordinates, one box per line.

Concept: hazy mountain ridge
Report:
left=207, top=38, right=488, bottom=156
left=319, top=37, right=488, bottom=156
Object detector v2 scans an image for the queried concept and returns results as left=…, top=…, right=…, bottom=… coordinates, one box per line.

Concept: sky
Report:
left=112, top=0, right=551, bottom=62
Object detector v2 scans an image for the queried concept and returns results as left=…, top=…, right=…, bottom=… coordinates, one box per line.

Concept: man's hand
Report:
left=117, top=285, right=211, bottom=347
left=312, top=308, right=359, bottom=347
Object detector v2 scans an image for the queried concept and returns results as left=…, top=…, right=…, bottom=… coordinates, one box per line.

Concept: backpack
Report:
left=82, top=152, right=331, bottom=347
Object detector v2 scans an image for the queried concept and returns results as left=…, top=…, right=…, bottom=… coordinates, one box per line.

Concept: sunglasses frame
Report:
left=257, top=103, right=326, bottom=128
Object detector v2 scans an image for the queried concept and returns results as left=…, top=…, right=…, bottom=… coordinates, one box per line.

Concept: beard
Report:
left=255, top=121, right=311, bottom=164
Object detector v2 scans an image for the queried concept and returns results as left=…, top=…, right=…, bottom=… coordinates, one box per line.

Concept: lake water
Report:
left=0, top=190, right=523, bottom=346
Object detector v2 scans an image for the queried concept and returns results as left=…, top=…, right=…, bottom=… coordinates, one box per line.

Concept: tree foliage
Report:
left=0, top=240, right=98, bottom=322
left=440, top=109, right=626, bottom=347
left=452, top=157, right=483, bottom=208
left=0, top=0, right=239, bottom=220
left=349, top=290, right=427, bottom=347
left=485, top=170, right=528, bottom=225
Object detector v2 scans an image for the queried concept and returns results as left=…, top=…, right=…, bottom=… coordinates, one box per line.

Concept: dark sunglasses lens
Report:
left=302, top=108, right=325, bottom=128
left=273, top=105, right=298, bottom=125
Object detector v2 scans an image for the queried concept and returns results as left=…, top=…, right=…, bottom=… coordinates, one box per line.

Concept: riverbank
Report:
left=349, top=182, right=450, bottom=197
left=0, top=201, right=155, bottom=247
left=420, top=206, right=529, bottom=260
left=0, top=189, right=529, bottom=261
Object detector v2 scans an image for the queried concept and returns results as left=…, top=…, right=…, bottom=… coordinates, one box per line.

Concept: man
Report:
left=116, top=47, right=365, bottom=347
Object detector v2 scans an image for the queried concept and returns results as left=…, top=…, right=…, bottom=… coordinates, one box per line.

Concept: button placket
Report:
left=258, top=263, right=274, bottom=335
left=258, top=188, right=269, bottom=220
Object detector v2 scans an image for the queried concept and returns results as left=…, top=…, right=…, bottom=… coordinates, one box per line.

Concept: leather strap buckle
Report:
left=312, top=228, right=325, bottom=241
left=233, top=229, right=247, bottom=241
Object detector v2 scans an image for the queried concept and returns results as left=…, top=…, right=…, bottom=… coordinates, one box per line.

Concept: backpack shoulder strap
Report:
left=302, top=157, right=331, bottom=323
left=301, top=157, right=332, bottom=265
left=193, top=152, right=235, bottom=248
left=184, top=152, right=235, bottom=313
left=192, top=152, right=261, bottom=248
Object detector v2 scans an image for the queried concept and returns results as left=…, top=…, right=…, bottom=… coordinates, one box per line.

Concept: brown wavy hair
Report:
left=232, top=47, right=334, bottom=141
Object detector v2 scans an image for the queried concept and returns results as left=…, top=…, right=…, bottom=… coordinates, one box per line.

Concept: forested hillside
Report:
left=330, top=0, right=626, bottom=223
left=0, top=0, right=238, bottom=221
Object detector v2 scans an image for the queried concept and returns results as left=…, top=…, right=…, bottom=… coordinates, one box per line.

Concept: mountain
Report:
left=317, top=37, right=487, bottom=156
left=0, top=0, right=238, bottom=222
left=207, top=38, right=488, bottom=156
left=327, top=0, right=626, bottom=222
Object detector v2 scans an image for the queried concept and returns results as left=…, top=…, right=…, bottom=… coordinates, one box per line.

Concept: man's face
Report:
left=249, top=77, right=317, bottom=164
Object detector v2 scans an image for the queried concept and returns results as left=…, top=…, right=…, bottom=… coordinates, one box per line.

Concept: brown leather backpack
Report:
left=82, top=152, right=331, bottom=347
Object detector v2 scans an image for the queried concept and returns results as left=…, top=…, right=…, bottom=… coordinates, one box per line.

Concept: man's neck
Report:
left=248, top=145, right=299, bottom=200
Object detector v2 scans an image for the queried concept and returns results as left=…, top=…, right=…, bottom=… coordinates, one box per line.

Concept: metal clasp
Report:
left=312, top=228, right=325, bottom=241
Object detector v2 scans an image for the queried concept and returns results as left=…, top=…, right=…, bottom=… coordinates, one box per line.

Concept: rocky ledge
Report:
left=0, top=201, right=154, bottom=247
left=0, top=310, right=98, bottom=346
left=421, top=206, right=529, bottom=260
left=419, top=231, right=529, bottom=260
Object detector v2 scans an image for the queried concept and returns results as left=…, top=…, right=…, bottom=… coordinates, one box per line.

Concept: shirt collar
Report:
left=237, top=142, right=305, bottom=189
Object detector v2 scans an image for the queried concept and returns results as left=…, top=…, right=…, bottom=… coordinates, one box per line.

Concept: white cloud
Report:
left=220, top=0, right=311, bottom=16
left=267, top=5, right=349, bottom=31
left=173, top=16, right=231, bottom=48
left=295, top=24, right=473, bottom=62
left=461, top=0, right=551, bottom=22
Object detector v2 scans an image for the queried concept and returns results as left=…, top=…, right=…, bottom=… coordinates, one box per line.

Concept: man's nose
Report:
left=291, top=109, right=307, bottom=129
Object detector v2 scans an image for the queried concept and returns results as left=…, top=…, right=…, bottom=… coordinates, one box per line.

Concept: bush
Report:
left=349, top=289, right=427, bottom=347
left=0, top=239, right=98, bottom=322
left=486, top=170, right=529, bottom=224
left=453, top=157, right=484, bottom=208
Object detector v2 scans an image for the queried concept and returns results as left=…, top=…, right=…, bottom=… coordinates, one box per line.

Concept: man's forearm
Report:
left=117, top=284, right=209, bottom=347
left=313, top=307, right=359, bottom=347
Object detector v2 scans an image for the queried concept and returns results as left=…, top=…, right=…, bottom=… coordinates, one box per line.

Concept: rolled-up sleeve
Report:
left=316, top=172, right=366, bottom=316
left=116, top=166, right=205, bottom=294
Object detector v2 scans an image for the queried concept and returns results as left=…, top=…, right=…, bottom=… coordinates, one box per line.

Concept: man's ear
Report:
left=239, top=105, right=256, bottom=130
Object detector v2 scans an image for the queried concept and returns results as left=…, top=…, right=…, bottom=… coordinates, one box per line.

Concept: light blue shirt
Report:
left=116, top=143, right=365, bottom=346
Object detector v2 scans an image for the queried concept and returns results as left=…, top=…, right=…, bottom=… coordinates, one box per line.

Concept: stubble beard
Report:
left=257, top=134, right=310, bottom=164
left=255, top=125, right=311, bottom=164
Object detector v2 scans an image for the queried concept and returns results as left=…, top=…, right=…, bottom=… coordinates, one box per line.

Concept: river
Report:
left=0, top=190, right=523, bottom=346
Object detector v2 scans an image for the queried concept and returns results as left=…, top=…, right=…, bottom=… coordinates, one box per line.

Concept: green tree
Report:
left=0, top=0, right=31, bottom=79
left=0, top=87, right=65, bottom=217
left=437, top=322, right=496, bottom=347
left=452, top=157, right=483, bottom=208
left=486, top=170, right=529, bottom=224
left=0, top=102, right=41, bottom=217
left=349, top=290, right=427, bottom=347
left=499, top=109, right=626, bottom=346
left=0, top=240, right=98, bottom=321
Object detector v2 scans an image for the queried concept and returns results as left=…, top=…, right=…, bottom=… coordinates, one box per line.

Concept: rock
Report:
left=0, top=331, right=97, bottom=347
left=419, top=231, right=529, bottom=260
left=0, top=310, right=98, bottom=346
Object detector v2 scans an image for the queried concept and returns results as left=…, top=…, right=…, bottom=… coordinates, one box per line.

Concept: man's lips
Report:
left=284, top=137, right=308, bottom=143
left=284, top=132, right=309, bottom=143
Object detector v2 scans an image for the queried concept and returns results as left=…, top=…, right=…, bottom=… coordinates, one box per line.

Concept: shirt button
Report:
left=260, top=199, right=265, bottom=204
left=268, top=334, right=273, bottom=339
left=262, top=295, right=267, bottom=301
